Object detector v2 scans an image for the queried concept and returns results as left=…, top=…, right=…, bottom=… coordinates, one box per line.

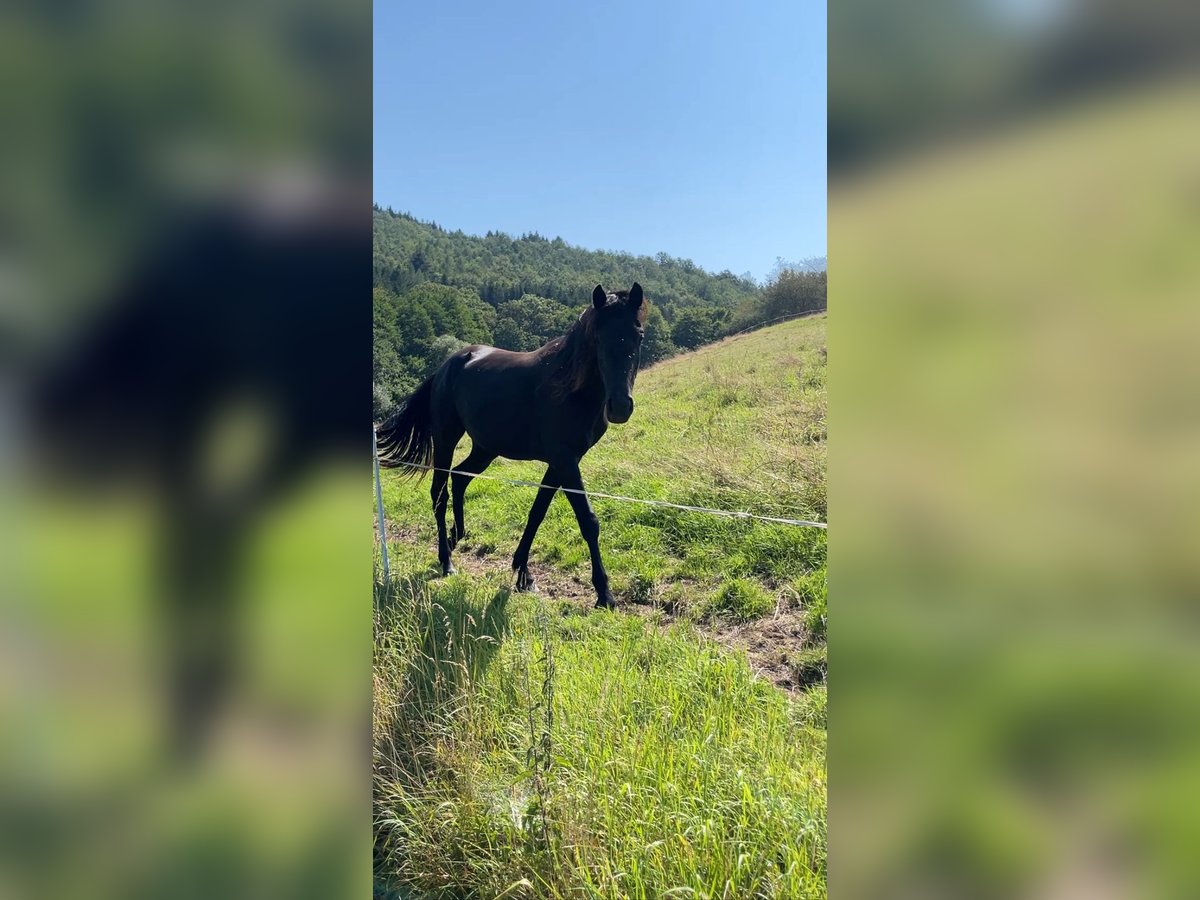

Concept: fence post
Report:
left=373, top=428, right=390, bottom=581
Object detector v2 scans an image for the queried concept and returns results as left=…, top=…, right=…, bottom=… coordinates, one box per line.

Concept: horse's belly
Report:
left=454, top=380, right=542, bottom=460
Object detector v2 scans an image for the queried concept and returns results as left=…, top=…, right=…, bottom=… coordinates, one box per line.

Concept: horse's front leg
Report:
left=559, top=461, right=615, bottom=610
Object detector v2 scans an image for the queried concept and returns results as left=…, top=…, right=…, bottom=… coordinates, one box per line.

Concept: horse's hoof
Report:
left=441, top=563, right=456, bottom=577
left=595, top=592, right=617, bottom=611
left=514, top=569, right=536, bottom=593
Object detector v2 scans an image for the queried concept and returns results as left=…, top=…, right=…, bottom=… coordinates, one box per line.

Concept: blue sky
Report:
left=374, top=0, right=825, bottom=282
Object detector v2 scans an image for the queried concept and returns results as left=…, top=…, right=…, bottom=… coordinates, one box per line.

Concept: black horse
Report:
left=377, top=283, right=647, bottom=609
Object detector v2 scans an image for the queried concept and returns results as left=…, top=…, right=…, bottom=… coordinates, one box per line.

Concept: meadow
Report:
left=373, top=315, right=827, bottom=898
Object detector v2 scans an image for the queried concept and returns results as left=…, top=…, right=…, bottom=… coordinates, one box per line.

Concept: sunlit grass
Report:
left=374, top=317, right=827, bottom=898
left=374, top=575, right=826, bottom=899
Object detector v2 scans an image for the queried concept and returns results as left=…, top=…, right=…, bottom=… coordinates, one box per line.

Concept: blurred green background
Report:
left=831, top=2, right=1200, bottom=897
left=1, top=0, right=370, bottom=897
left=6, top=0, right=1200, bottom=896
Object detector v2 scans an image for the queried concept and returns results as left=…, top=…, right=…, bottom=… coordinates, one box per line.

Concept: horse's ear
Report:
left=629, top=283, right=644, bottom=309
left=592, top=284, right=607, bottom=309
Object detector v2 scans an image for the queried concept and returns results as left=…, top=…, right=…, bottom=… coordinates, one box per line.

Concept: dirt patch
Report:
left=699, top=610, right=822, bottom=694
left=621, top=597, right=820, bottom=695
left=382, top=527, right=820, bottom=695
left=383, top=524, right=596, bottom=604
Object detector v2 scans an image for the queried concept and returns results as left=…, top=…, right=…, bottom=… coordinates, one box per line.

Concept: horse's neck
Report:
left=547, top=333, right=604, bottom=407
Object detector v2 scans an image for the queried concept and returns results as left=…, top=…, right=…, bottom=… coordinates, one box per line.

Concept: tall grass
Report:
left=374, top=317, right=828, bottom=897
left=374, top=572, right=826, bottom=899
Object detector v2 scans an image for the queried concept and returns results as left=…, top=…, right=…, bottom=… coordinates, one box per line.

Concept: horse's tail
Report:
left=375, top=375, right=437, bottom=478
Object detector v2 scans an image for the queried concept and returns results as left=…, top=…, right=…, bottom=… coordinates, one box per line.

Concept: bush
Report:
left=424, top=334, right=466, bottom=376
left=671, top=306, right=729, bottom=350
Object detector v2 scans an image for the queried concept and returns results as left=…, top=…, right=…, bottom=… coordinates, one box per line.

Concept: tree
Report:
left=761, top=270, right=826, bottom=321
left=493, top=295, right=579, bottom=351
left=671, top=307, right=724, bottom=350
left=640, top=303, right=676, bottom=366
left=401, top=282, right=494, bottom=345
left=424, top=334, right=467, bottom=376
left=373, top=289, right=413, bottom=417
left=371, top=208, right=760, bottom=324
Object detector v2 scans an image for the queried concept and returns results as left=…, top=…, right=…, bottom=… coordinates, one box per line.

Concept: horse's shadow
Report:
left=373, top=568, right=512, bottom=880
left=374, top=568, right=511, bottom=727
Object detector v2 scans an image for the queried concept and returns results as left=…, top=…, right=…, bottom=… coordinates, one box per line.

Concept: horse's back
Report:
left=431, top=344, right=545, bottom=457
left=460, top=343, right=533, bottom=369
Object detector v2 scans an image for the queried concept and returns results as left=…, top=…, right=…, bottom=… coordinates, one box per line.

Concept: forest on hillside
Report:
left=373, top=206, right=825, bottom=417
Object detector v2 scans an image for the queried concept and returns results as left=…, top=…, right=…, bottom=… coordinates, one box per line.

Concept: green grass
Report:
left=704, top=577, right=778, bottom=621
left=374, top=316, right=827, bottom=898
left=374, top=575, right=826, bottom=899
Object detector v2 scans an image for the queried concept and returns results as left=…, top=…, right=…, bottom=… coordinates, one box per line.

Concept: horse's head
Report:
left=591, top=283, right=646, bottom=424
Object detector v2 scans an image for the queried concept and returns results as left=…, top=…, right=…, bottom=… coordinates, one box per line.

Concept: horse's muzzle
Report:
left=607, top=397, right=634, bottom=424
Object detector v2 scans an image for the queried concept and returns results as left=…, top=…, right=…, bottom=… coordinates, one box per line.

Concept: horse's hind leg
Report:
left=449, top=446, right=496, bottom=550
left=512, top=466, right=561, bottom=592
left=431, top=425, right=464, bottom=575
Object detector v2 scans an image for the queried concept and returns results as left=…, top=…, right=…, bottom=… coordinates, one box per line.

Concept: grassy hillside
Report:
left=373, top=315, right=827, bottom=898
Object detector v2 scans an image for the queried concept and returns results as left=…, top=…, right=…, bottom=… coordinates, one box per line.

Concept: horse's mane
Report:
left=543, top=307, right=599, bottom=397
